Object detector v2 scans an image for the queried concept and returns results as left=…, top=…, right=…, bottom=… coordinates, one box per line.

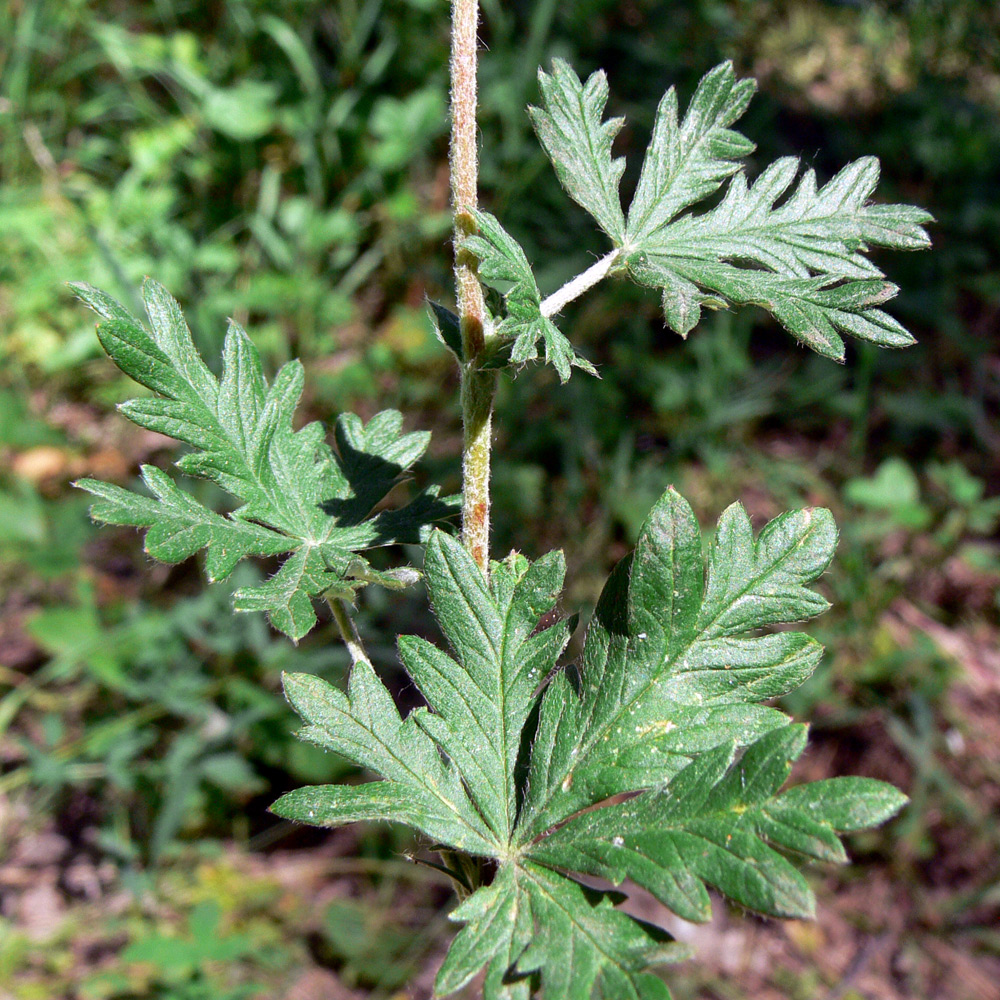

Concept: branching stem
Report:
left=451, top=0, right=495, bottom=576
left=540, top=249, right=621, bottom=318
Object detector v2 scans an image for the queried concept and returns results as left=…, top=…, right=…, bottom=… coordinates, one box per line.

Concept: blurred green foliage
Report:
left=4, top=567, right=349, bottom=865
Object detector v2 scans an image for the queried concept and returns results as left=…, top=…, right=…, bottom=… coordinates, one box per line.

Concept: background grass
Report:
left=1, top=1, right=999, bottom=997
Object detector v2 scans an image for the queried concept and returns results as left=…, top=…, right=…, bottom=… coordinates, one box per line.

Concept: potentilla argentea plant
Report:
left=74, top=3, right=930, bottom=997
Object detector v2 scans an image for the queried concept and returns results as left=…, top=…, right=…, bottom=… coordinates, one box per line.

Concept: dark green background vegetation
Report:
left=1, top=1, right=998, bottom=997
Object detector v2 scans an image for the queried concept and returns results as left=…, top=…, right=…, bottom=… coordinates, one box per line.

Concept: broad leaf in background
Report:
left=72, top=280, right=455, bottom=639
left=278, top=488, right=906, bottom=999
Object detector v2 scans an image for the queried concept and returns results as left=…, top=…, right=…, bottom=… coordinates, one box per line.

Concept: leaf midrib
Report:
left=519, top=864, right=637, bottom=978
left=643, top=205, right=875, bottom=261
left=153, top=351, right=303, bottom=535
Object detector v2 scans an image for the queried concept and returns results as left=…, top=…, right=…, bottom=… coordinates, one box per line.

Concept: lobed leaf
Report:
left=529, top=60, right=626, bottom=243
left=627, top=153, right=931, bottom=356
left=519, top=60, right=930, bottom=357
left=626, top=61, right=756, bottom=246
left=438, top=863, right=685, bottom=1000
left=76, top=464, right=293, bottom=583
left=531, top=725, right=906, bottom=922
left=518, top=488, right=838, bottom=841
left=272, top=669, right=497, bottom=854
left=280, top=533, right=572, bottom=850
left=72, top=280, right=456, bottom=639
left=401, top=534, right=571, bottom=840
left=273, top=487, right=905, bottom=999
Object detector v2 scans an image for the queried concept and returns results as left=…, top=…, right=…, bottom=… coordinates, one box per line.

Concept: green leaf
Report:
left=429, top=300, right=464, bottom=360
left=529, top=60, right=626, bottom=243
left=530, top=726, right=906, bottom=923
left=72, top=280, right=455, bottom=639
left=774, top=777, right=909, bottom=834
left=844, top=457, right=922, bottom=510
left=231, top=547, right=345, bottom=640
left=278, top=535, right=571, bottom=849
left=202, top=80, right=279, bottom=141
left=514, top=865, right=682, bottom=1000
left=636, top=156, right=931, bottom=274
left=518, top=488, right=837, bottom=841
left=463, top=211, right=598, bottom=382
left=273, top=782, right=468, bottom=841
left=438, top=863, right=684, bottom=1000
left=272, top=669, right=496, bottom=854
left=526, top=60, right=930, bottom=355
left=272, top=488, right=905, bottom=996
left=398, top=533, right=571, bottom=840
left=76, top=464, right=293, bottom=583
left=626, top=61, right=756, bottom=246
left=532, top=727, right=807, bottom=921
left=435, top=864, right=535, bottom=1000
left=626, top=151, right=931, bottom=356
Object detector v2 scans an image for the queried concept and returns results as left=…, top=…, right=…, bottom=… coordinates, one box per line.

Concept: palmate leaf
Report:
left=72, top=280, right=455, bottom=640
left=521, top=59, right=930, bottom=359
left=278, top=488, right=906, bottom=999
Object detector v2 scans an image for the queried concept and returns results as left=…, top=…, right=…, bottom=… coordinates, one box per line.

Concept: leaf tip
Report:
left=281, top=670, right=310, bottom=702
left=865, top=784, right=909, bottom=827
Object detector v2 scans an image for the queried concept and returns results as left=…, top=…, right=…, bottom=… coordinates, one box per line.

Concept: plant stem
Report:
left=327, top=597, right=372, bottom=669
left=540, top=249, right=620, bottom=318
left=460, top=367, right=495, bottom=573
left=450, top=0, right=495, bottom=575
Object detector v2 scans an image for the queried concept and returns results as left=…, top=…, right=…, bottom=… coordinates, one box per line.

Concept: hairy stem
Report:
left=460, top=367, right=495, bottom=573
left=540, top=249, right=620, bottom=318
left=451, top=0, right=495, bottom=575
left=327, top=597, right=372, bottom=669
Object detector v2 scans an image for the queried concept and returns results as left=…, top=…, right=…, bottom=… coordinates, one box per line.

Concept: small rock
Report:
left=12, top=831, right=69, bottom=867
left=16, top=879, right=65, bottom=942
left=11, top=446, right=71, bottom=484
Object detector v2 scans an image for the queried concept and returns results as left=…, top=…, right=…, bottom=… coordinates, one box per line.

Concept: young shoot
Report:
left=75, top=2, right=929, bottom=995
